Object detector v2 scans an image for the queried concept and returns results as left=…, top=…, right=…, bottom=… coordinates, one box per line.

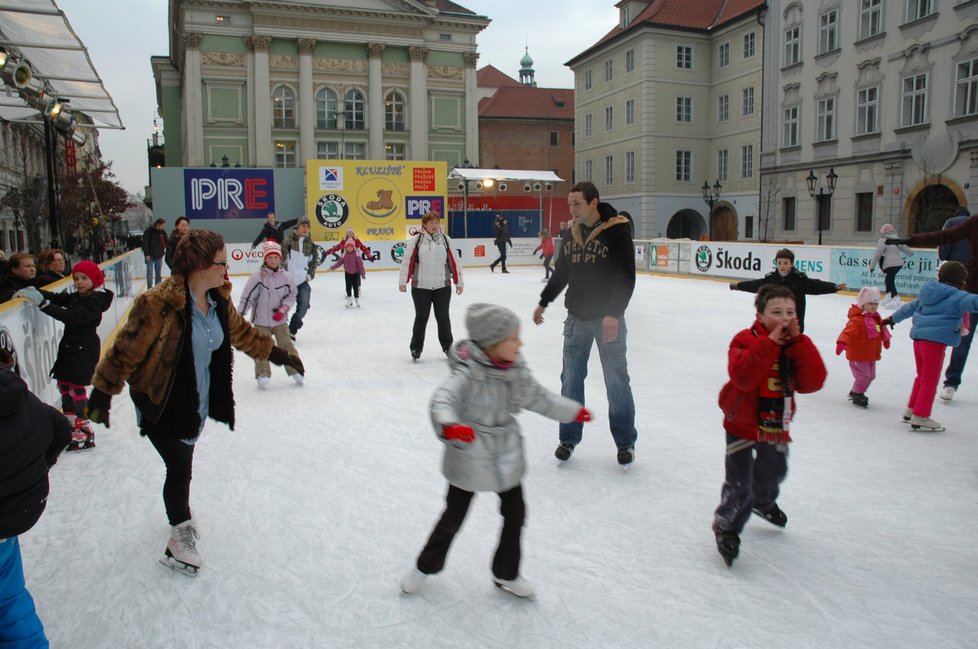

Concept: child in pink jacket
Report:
left=331, top=238, right=366, bottom=308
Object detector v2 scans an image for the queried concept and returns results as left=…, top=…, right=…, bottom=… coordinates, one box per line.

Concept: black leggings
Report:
left=416, top=483, right=525, bottom=581
left=147, top=432, right=196, bottom=526
left=344, top=272, right=361, bottom=298
left=410, top=286, right=453, bottom=352
left=884, top=266, right=901, bottom=298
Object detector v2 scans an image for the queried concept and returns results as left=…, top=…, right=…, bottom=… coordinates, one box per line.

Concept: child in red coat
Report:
left=533, top=230, right=556, bottom=281
left=836, top=286, right=891, bottom=408
left=713, top=285, right=826, bottom=566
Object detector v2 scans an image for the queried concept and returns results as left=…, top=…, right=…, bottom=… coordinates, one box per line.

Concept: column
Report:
left=408, top=46, right=428, bottom=160
left=367, top=43, right=386, bottom=160
left=885, top=160, right=904, bottom=231
left=249, top=36, right=273, bottom=166
left=298, top=38, right=316, bottom=167
left=182, top=33, right=205, bottom=166
left=463, top=52, right=479, bottom=165
left=244, top=38, right=256, bottom=165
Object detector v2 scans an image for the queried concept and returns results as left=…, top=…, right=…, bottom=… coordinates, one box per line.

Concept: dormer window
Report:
left=621, top=6, right=630, bottom=29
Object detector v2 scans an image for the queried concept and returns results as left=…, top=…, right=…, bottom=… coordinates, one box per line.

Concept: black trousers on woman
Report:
left=410, top=285, right=453, bottom=354
left=416, top=483, right=525, bottom=581
left=147, top=431, right=196, bottom=526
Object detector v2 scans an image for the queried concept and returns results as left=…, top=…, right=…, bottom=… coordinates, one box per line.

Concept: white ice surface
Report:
left=22, top=267, right=978, bottom=649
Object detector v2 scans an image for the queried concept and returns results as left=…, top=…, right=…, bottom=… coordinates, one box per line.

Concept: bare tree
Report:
left=0, top=124, right=48, bottom=254
left=757, top=173, right=781, bottom=243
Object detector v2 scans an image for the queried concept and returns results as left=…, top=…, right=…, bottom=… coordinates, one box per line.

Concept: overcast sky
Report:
left=53, top=0, right=617, bottom=198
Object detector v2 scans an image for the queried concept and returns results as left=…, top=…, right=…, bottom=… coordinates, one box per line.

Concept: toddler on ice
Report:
left=836, top=286, right=891, bottom=408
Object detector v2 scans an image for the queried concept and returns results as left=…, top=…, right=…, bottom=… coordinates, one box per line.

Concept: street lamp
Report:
left=806, top=168, right=838, bottom=245
left=702, top=179, right=722, bottom=240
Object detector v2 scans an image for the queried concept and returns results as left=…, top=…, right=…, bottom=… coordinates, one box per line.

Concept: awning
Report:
left=0, top=0, right=123, bottom=130
left=448, top=168, right=564, bottom=183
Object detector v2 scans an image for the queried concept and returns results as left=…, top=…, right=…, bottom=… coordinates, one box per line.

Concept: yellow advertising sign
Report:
left=305, top=160, right=447, bottom=243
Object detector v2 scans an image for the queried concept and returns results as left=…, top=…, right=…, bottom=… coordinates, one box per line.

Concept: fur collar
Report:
left=155, top=274, right=233, bottom=312
left=571, top=215, right=630, bottom=247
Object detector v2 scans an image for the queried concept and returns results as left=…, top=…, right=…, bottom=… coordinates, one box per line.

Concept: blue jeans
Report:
left=146, top=256, right=163, bottom=287
left=558, top=314, right=637, bottom=448
left=0, top=537, right=48, bottom=648
left=945, top=310, right=977, bottom=388
left=289, top=281, right=311, bottom=334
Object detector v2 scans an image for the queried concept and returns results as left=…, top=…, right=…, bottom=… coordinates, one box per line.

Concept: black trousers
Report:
left=147, top=432, right=196, bottom=526
left=344, top=272, right=361, bottom=298
left=410, top=286, right=453, bottom=353
left=713, top=433, right=788, bottom=534
left=542, top=255, right=553, bottom=278
left=416, top=483, right=525, bottom=581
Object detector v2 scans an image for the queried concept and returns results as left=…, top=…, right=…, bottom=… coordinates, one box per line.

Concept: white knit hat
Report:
left=263, top=241, right=282, bottom=258
left=856, top=286, right=881, bottom=307
left=466, top=303, right=520, bottom=348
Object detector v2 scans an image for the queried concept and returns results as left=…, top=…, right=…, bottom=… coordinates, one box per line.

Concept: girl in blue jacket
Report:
left=887, top=261, right=978, bottom=431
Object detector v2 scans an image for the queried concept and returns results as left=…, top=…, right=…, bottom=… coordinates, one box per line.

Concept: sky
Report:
left=51, top=0, right=618, bottom=198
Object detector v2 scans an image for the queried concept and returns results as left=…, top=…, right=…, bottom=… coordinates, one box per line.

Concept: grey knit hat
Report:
left=467, top=303, right=520, bottom=348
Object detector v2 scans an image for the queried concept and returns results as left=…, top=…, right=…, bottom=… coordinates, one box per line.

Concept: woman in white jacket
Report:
left=869, top=223, right=914, bottom=308
left=398, top=212, right=463, bottom=360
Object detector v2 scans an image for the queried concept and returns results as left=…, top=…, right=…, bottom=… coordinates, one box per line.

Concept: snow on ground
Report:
left=22, top=265, right=978, bottom=648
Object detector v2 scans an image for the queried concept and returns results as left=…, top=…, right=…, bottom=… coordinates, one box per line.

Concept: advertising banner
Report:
left=688, top=242, right=832, bottom=281
left=183, top=168, right=275, bottom=219
left=306, top=160, right=447, bottom=244
left=830, top=247, right=939, bottom=295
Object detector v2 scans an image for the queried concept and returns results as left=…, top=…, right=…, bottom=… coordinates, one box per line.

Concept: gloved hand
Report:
left=729, top=282, right=738, bottom=291
left=881, top=317, right=894, bottom=329
left=13, top=287, right=44, bottom=306
left=883, top=339, right=891, bottom=349
left=272, top=308, right=286, bottom=322
left=443, top=424, right=476, bottom=443
left=86, top=388, right=112, bottom=428
left=575, top=408, right=592, bottom=423
left=268, top=346, right=305, bottom=375
left=835, top=343, right=846, bottom=356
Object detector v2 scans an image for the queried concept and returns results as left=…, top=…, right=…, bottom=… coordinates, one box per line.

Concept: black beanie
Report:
left=938, top=260, right=968, bottom=287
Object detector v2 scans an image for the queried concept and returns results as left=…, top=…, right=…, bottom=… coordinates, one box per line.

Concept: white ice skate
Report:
left=292, top=373, right=304, bottom=386
left=355, top=297, right=361, bottom=308
left=160, top=520, right=201, bottom=577
left=400, top=568, right=427, bottom=594
left=345, top=296, right=353, bottom=308
left=494, top=576, right=536, bottom=599
left=257, top=376, right=270, bottom=389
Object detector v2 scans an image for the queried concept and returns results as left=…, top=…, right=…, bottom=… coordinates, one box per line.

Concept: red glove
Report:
left=883, top=339, right=891, bottom=349
left=835, top=342, right=846, bottom=356
left=575, top=408, right=592, bottom=423
left=273, top=309, right=285, bottom=322
left=443, top=424, right=475, bottom=443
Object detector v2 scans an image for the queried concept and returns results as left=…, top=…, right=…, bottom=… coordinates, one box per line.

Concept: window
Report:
left=625, top=151, right=635, bottom=184
left=859, top=0, right=883, bottom=40
left=816, top=97, right=837, bottom=141
left=605, top=155, right=614, bottom=185
left=784, top=26, right=801, bottom=66
left=315, top=88, right=338, bottom=129
left=584, top=159, right=592, bottom=182
left=625, top=49, right=635, bottom=73
left=605, top=58, right=614, bottom=82
left=550, top=131, right=559, bottom=146
left=955, top=57, right=978, bottom=118
left=740, top=144, right=753, bottom=178
left=620, top=5, right=631, bottom=28
left=439, top=33, right=452, bottom=42
left=816, top=195, right=832, bottom=234
left=385, top=143, right=406, bottom=160
left=742, top=87, right=755, bottom=116
left=782, top=197, right=796, bottom=231
left=344, top=89, right=365, bottom=130
left=584, top=113, right=592, bottom=137
left=385, top=91, right=406, bottom=131
left=856, top=192, right=874, bottom=231
left=783, top=106, right=799, bottom=147
left=274, top=140, right=296, bottom=167
left=605, top=106, right=614, bottom=131
left=676, top=97, right=693, bottom=122
left=316, top=141, right=339, bottom=159
left=743, top=32, right=756, bottom=58
left=626, top=99, right=635, bottom=125
left=901, top=73, right=928, bottom=127
left=718, top=94, right=729, bottom=122
left=675, top=150, right=692, bottom=181
left=906, top=0, right=934, bottom=22
left=718, top=42, right=730, bottom=68
left=677, top=45, right=692, bottom=69
left=857, top=86, right=880, bottom=134
left=272, top=86, right=295, bottom=128
left=344, top=142, right=366, bottom=160
left=745, top=215, right=754, bottom=239
left=717, top=149, right=729, bottom=182
left=818, top=10, right=839, bottom=54
left=584, top=69, right=592, bottom=90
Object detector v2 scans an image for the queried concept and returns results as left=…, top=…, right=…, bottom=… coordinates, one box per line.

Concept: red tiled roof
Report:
left=479, top=86, right=574, bottom=120
left=477, top=65, right=522, bottom=88
left=433, top=0, right=480, bottom=16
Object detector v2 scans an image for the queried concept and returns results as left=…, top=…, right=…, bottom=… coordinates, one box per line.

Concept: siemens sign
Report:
left=184, top=169, right=275, bottom=219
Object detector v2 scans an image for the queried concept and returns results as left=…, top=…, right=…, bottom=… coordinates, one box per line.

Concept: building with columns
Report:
left=151, top=0, right=489, bottom=170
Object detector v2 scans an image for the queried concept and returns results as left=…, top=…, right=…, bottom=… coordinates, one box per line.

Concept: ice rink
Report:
left=22, top=265, right=978, bottom=648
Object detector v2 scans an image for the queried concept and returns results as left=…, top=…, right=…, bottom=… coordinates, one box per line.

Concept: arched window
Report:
left=344, top=89, right=365, bottom=130
left=385, top=90, right=406, bottom=131
left=272, top=86, right=296, bottom=128
left=316, top=88, right=338, bottom=129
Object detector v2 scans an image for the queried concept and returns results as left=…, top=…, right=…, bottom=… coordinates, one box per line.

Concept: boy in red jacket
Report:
left=713, top=285, right=826, bottom=566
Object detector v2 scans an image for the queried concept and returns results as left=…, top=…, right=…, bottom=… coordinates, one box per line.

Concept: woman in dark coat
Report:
left=489, top=215, right=512, bottom=273
left=35, top=248, right=68, bottom=287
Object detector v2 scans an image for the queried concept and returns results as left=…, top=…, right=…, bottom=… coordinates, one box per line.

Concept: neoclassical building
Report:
left=151, top=0, right=489, bottom=169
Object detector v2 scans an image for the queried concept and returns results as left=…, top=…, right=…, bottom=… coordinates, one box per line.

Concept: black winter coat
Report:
left=252, top=219, right=298, bottom=248
left=36, top=270, right=68, bottom=288
left=40, top=288, right=114, bottom=385
left=142, top=226, right=167, bottom=259
left=0, top=370, right=71, bottom=537
left=493, top=221, right=512, bottom=247
left=732, top=268, right=838, bottom=331
left=165, top=231, right=184, bottom=269
left=0, top=274, right=34, bottom=304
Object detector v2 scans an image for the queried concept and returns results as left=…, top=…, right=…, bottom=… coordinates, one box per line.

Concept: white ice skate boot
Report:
left=901, top=407, right=913, bottom=423
left=257, top=376, right=270, bottom=389
left=345, top=296, right=353, bottom=308
left=494, top=576, right=536, bottom=599
left=400, top=568, right=427, bottom=594
left=292, top=373, right=304, bottom=386
left=910, top=415, right=945, bottom=432
left=161, top=520, right=201, bottom=576
left=940, top=385, right=956, bottom=401
left=354, top=297, right=361, bottom=308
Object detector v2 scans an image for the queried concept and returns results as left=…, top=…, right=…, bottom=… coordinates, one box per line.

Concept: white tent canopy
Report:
left=448, top=168, right=564, bottom=183
left=0, top=0, right=123, bottom=129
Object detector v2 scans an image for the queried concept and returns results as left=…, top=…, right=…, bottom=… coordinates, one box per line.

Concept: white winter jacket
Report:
left=237, top=266, right=297, bottom=327
left=429, top=341, right=581, bottom=493
left=870, top=235, right=914, bottom=272
left=398, top=231, right=463, bottom=291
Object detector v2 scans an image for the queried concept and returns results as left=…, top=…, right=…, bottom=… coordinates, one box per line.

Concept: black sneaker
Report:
left=410, top=347, right=421, bottom=361
left=848, top=391, right=868, bottom=408
left=616, top=445, right=635, bottom=465
left=554, top=443, right=575, bottom=461
left=714, top=529, right=740, bottom=566
left=752, top=503, right=787, bottom=527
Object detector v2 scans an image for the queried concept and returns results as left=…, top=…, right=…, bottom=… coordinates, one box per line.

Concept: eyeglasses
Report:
left=212, top=260, right=229, bottom=267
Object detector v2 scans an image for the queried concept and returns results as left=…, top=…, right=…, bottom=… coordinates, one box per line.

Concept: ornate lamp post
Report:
left=702, top=179, right=722, bottom=240
left=806, top=168, right=838, bottom=245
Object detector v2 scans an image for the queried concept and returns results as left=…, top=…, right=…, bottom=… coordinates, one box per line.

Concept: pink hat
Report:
left=880, top=223, right=897, bottom=236
left=857, top=286, right=881, bottom=307
left=263, top=241, right=282, bottom=258
left=344, top=238, right=355, bottom=249
left=345, top=226, right=355, bottom=236
left=71, top=260, right=104, bottom=288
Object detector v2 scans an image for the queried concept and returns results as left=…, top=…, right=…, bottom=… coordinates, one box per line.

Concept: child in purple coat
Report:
left=331, top=238, right=366, bottom=308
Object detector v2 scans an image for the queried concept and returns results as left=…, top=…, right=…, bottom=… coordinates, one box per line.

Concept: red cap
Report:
left=71, top=260, right=104, bottom=288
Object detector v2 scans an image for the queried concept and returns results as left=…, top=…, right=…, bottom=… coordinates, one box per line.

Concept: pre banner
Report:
left=305, top=160, right=447, bottom=244
left=184, top=168, right=275, bottom=219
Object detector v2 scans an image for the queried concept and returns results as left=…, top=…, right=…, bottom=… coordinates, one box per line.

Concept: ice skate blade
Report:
left=910, top=424, right=945, bottom=432
left=159, top=555, right=199, bottom=577
left=494, top=581, right=535, bottom=599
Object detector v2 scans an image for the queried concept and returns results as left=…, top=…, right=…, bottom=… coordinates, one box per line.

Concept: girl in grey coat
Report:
left=400, top=303, right=589, bottom=599
left=869, top=223, right=914, bottom=307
